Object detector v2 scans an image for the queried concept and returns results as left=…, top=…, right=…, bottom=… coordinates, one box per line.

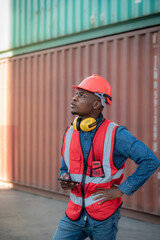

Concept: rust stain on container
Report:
left=0, top=26, right=159, bottom=216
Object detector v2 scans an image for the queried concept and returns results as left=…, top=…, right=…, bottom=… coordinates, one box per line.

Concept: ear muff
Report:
left=80, top=118, right=97, bottom=132
left=72, top=116, right=102, bottom=132
left=72, top=116, right=82, bottom=131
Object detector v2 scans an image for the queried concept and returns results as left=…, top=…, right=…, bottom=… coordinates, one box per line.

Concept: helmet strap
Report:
left=94, top=93, right=106, bottom=107
left=94, top=92, right=112, bottom=105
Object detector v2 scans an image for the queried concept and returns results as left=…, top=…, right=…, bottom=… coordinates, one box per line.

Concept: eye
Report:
left=76, top=92, right=86, bottom=98
left=80, top=93, right=86, bottom=98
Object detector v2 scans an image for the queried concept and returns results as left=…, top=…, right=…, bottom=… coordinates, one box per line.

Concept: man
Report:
left=53, top=74, right=160, bottom=240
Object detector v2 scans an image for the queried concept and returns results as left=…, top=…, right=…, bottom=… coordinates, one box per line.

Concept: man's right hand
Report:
left=59, top=173, right=79, bottom=190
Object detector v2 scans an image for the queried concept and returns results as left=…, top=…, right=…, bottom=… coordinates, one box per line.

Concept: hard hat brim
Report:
left=72, top=85, right=79, bottom=89
left=72, top=85, right=95, bottom=93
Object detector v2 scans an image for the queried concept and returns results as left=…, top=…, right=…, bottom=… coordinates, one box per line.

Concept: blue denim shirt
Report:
left=59, top=118, right=160, bottom=226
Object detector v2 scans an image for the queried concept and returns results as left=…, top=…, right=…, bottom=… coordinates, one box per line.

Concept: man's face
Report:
left=71, top=89, right=97, bottom=118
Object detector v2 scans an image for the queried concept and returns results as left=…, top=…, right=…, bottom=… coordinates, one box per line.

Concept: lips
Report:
left=71, top=102, right=76, bottom=108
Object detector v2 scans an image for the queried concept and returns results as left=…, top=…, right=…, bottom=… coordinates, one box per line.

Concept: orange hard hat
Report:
left=72, top=74, right=112, bottom=105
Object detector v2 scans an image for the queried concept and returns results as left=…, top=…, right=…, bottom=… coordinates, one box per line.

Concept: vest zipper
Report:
left=79, top=135, right=94, bottom=213
left=78, top=119, right=105, bottom=217
left=79, top=133, right=88, bottom=214
left=81, top=159, right=87, bottom=208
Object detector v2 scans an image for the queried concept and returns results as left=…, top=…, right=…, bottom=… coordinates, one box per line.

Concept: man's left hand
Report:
left=91, top=185, right=123, bottom=205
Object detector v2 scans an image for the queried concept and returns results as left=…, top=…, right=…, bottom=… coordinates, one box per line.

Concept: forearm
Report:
left=59, top=158, right=69, bottom=177
left=119, top=158, right=160, bottom=196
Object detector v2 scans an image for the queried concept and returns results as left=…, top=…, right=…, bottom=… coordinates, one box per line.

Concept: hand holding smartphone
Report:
left=57, top=177, right=79, bottom=184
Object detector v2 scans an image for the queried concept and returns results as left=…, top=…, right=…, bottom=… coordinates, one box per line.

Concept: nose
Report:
left=72, top=94, right=78, bottom=101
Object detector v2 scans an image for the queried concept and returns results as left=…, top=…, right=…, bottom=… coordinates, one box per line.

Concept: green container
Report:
left=0, top=0, right=160, bottom=58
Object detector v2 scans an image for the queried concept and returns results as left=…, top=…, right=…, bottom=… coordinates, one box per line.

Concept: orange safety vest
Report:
left=61, top=119, right=125, bottom=221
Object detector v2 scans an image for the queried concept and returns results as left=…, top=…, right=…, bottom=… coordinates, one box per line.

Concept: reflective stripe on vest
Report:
left=70, top=168, right=125, bottom=184
left=70, top=192, right=104, bottom=207
left=102, top=122, right=118, bottom=178
left=64, top=126, right=74, bottom=169
left=70, top=169, right=124, bottom=207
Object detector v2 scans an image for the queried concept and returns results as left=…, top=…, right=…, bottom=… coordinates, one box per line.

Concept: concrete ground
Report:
left=0, top=189, right=159, bottom=240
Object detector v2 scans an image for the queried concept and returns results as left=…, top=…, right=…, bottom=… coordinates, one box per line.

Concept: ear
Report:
left=93, top=100, right=102, bottom=110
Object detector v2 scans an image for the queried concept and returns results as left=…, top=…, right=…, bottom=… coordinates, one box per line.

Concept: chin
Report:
left=71, top=112, right=78, bottom=115
left=71, top=110, right=78, bottom=115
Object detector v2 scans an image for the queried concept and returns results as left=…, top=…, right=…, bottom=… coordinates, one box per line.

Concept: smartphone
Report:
left=57, top=178, right=79, bottom=184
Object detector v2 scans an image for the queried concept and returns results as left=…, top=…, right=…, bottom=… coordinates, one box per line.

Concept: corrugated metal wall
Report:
left=0, top=59, right=13, bottom=182
left=1, top=0, right=160, bottom=53
left=10, top=0, right=160, bottom=47
left=0, top=26, right=160, bottom=215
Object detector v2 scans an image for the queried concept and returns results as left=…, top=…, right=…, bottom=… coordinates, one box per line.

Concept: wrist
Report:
left=113, top=185, right=124, bottom=198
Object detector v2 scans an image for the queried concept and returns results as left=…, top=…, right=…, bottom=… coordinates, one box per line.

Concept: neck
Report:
left=80, top=112, right=102, bottom=120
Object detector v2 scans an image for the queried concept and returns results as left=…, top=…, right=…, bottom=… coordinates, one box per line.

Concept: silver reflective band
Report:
left=103, top=122, right=118, bottom=178
left=70, top=174, right=82, bottom=183
left=70, top=168, right=124, bottom=206
left=64, top=126, right=74, bottom=169
left=70, top=192, right=82, bottom=206
left=70, top=168, right=124, bottom=184
left=70, top=192, right=104, bottom=207
left=85, top=168, right=124, bottom=184
left=70, top=168, right=124, bottom=207
left=70, top=192, right=105, bottom=207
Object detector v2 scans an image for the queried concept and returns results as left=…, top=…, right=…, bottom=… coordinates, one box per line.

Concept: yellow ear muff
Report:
left=80, top=118, right=97, bottom=132
left=72, top=116, right=102, bottom=132
left=72, top=116, right=79, bottom=131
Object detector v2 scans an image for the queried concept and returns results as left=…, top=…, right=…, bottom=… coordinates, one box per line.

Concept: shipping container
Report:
left=0, top=59, right=13, bottom=182
left=0, top=0, right=160, bottom=57
left=0, top=26, right=160, bottom=217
